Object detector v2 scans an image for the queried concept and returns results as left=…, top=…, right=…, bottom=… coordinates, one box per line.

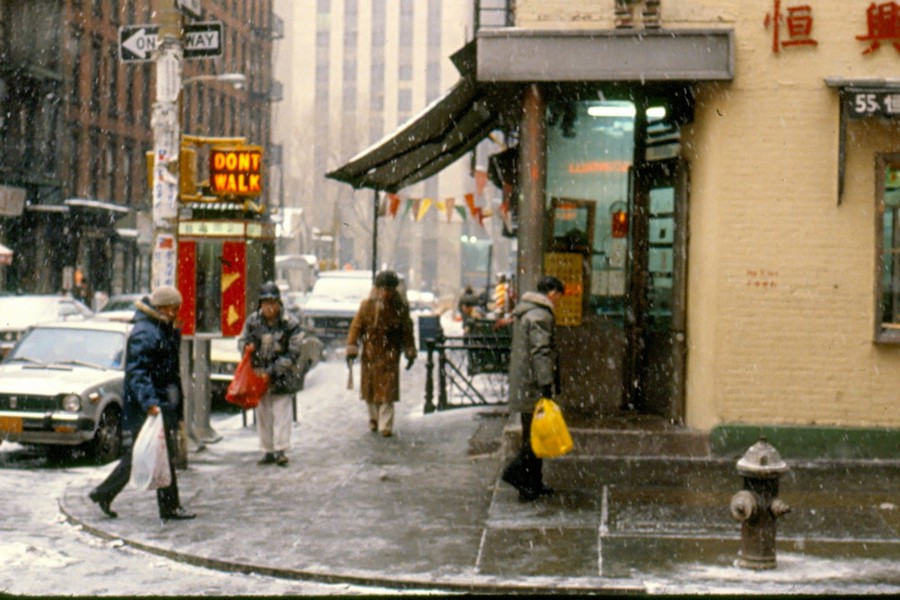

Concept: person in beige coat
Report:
left=346, top=270, right=417, bottom=436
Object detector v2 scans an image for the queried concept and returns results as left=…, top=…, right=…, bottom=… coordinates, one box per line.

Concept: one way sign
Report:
left=118, top=22, right=223, bottom=62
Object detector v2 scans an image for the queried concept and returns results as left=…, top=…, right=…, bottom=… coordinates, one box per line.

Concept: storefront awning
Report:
left=476, top=28, right=734, bottom=82
left=326, top=77, right=507, bottom=192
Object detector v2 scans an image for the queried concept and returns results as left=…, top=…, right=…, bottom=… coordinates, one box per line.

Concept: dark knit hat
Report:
left=374, top=270, right=400, bottom=290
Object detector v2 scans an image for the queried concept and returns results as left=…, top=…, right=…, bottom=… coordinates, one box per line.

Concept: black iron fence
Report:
left=422, top=317, right=511, bottom=412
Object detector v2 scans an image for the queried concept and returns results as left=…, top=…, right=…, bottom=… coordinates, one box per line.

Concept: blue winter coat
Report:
left=122, top=298, right=183, bottom=434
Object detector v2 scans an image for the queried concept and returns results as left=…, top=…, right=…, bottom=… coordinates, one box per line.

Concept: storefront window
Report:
left=877, top=155, right=900, bottom=342
left=545, top=100, right=634, bottom=321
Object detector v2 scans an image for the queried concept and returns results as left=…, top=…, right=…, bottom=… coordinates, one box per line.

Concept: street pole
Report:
left=372, top=189, right=378, bottom=277
left=151, top=3, right=209, bottom=460
left=150, top=4, right=182, bottom=291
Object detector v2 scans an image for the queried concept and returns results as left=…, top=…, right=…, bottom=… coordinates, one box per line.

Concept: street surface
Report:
left=0, top=436, right=413, bottom=596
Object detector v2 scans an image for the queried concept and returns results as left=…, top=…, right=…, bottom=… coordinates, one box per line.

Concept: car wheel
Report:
left=89, top=406, right=123, bottom=464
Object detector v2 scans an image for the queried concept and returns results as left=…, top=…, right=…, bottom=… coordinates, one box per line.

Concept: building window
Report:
left=125, top=68, right=134, bottom=123
left=90, top=35, right=102, bottom=114
left=70, top=26, right=83, bottom=103
left=108, top=45, right=119, bottom=118
left=123, top=140, right=134, bottom=205
left=876, top=154, right=900, bottom=343
left=69, top=125, right=82, bottom=194
left=106, top=135, right=117, bottom=200
left=89, top=128, right=101, bottom=198
left=141, top=64, right=151, bottom=125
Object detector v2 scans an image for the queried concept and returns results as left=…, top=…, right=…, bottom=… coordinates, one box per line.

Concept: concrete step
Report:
left=502, top=411, right=711, bottom=459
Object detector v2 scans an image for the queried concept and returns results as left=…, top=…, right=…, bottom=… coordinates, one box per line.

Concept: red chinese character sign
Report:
left=764, top=0, right=818, bottom=53
left=857, top=1, right=900, bottom=54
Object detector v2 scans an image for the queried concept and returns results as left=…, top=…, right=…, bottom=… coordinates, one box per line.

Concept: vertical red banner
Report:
left=221, top=241, right=246, bottom=336
left=177, top=240, right=197, bottom=336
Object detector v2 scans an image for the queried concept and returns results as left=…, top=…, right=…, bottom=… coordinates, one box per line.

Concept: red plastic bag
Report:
left=226, top=346, right=268, bottom=410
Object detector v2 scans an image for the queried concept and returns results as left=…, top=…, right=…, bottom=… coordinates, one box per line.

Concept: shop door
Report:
left=625, top=158, right=688, bottom=420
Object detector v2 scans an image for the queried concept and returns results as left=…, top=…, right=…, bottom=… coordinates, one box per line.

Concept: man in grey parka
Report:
left=501, top=275, right=565, bottom=501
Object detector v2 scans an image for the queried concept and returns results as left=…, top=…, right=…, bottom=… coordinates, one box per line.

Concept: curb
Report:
left=59, top=497, right=646, bottom=595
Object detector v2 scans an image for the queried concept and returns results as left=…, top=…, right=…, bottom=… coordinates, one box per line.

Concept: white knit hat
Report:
left=150, top=285, right=183, bottom=307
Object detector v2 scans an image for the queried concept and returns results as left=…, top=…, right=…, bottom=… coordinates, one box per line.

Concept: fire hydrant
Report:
left=730, top=438, right=791, bottom=569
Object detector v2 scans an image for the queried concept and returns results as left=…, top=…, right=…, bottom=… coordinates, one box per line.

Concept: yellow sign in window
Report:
left=544, top=252, right=583, bottom=327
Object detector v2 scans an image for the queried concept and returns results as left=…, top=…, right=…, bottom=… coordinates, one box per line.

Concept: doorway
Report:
left=544, top=90, right=689, bottom=421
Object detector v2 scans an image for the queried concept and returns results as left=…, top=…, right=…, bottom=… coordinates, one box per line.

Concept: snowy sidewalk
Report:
left=60, top=356, right=900, bottom=594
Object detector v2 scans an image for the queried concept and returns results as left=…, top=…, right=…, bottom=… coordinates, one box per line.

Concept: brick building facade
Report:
left=0, top=0, right=278, bottom=301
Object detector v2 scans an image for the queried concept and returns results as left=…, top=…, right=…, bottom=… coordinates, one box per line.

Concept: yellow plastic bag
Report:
left=530, top=398, right=574, bottom=458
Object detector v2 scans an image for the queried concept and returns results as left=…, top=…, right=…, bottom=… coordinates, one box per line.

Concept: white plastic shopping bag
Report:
left=129, top=414, right=171, bottom=491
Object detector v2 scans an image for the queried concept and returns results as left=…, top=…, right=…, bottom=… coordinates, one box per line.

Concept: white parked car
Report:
left=0, top=319, right=128, bottom=463
left=0, top=295, right=93, bottom=357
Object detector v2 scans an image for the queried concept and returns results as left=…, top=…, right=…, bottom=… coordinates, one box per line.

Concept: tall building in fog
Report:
left=274, top=0, right=509, bottom=298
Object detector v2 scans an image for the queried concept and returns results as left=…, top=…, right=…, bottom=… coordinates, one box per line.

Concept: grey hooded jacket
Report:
left=507, top=291, right=559, bottom=413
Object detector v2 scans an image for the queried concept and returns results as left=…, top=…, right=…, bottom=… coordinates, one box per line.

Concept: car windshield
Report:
left=310, top=278, right=372, bottom=302
left=4, top=327, right=126, bottom=369
left=100, top=298, right=138, bottom=311
left=0, top=298, right=70, bottom=328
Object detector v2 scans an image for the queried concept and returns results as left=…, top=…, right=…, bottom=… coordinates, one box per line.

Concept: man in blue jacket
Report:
left=89, top=286, right=195, bottom=521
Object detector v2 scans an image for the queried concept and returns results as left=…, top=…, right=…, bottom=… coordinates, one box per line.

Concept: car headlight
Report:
left=62, top=394, right=82, bottom=412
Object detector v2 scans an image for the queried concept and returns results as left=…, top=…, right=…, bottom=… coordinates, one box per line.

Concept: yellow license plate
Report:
left=0, top=416, right=23, bottom=434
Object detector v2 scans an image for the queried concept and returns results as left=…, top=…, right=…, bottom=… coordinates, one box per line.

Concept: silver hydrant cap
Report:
left=736, top=438, right=789, bottom=477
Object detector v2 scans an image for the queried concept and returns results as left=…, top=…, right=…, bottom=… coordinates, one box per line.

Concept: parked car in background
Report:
left=0, top=295, right=94, bottom=357
left=93, top=293, right=143, bottom=322
left=406, top=289, right=437, bottom=313
left=302, top=270, right=373, bottom=349
left=0, top=319, right=128, bottom=463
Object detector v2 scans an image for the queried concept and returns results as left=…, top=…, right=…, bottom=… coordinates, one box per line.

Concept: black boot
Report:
left=89, top=490, right=118, bottom=518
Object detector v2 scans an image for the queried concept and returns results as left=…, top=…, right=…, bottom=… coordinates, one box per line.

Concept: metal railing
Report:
left=423, top=329, right=511, bottom=412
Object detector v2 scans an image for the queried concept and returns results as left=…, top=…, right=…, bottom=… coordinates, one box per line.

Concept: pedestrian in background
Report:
left=89, top=286, right=195, bottom=521
left=458, top=284, right=483, bottom=329
left=493, top=273, right=509, bottom=316
left=346, top=270, right=417, bottom=437
left=238, top=281, right=304, bottom=467
left=501, top=275, right=565, bottom=501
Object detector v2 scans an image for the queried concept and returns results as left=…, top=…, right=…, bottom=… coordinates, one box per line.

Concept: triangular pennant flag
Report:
left=388, top=193, right=401, bottom=217
left=416, top=198, right=433, bottom=222
left=455, top=206, right=468, bottom=222
left=475, top=168, right=488, bottom=199
left=464, top=193, right=477, bottom=216
left=401, top=199, right=413, bottom=220
left=377, top=194, right=388, bottom=217
left=444, top=197, right=456, bottom=223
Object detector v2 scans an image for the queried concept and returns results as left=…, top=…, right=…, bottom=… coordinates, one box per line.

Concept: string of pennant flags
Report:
left=378, top=170, right=511, bottom=227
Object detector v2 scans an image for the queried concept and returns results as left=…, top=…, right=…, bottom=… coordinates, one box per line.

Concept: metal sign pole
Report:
left=150, top=4, right=182, bottom=290
left=372, top=189, right=379, bottom=276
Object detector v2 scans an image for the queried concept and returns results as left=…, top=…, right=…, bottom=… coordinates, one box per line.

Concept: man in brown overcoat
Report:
left=346, top=270, right=417, bottom=437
